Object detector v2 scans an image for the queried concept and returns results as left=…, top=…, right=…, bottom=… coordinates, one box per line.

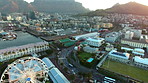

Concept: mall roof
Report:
left=80, top=41, right=87, bottom=45
left=134, top=48, right=145, bottom=52
left=42, top=57, right=55, bottom=69
left=121, top=47, right=133, bottom=51
left=42, top=58, right=70, bottom=83
left=87, top=38, right=104, bottom=42
left=73, top=32, right=99, bottom=40
left=59, top=38, right=71, bottom=43
left=134, top=56, right=148, bottom=65
left=64, top=41, right=75, bottom=47
left=133, top=48, right=145, bottom=56
left=48, top=68, right=70, bottom=83
left=109, top=50, right=130, bottom=60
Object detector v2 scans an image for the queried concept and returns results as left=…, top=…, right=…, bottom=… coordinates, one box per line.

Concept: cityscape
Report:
left=0, top=0, right=148, bottom=83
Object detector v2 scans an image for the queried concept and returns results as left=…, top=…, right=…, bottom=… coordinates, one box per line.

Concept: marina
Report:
left=0, top=31, right=43, bottom=49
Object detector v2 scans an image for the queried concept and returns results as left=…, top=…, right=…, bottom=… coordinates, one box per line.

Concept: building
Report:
left=123, top=28, right=142, bottom=40
left=42, top=58, right=70, bottom=83
left=95, top=23, right=113, bottom=28
left=141, top=35, right=148, bottom=40
left=73, top=32, right=99, bottom=40
left=0, top=41, right=49, bottom=62
left=103, top=77, right=116, bottom=83
left=49, top=68, right=70, bottom=83
left=132, top=48, right=145, bottom=56
left=42, top=57, right=55, bottom=70
left=121, top=47, right=133, bottom=51
left=124, top=31, right=134, bottom=39
left=120, top=24, right=133, bottom=28
left=105, top=32, right=122, bottom=43
left=131, top=29, right=142, bottom=40
left=133, top=56, right=148, bottom=69
left=108, top=50, right=130, bottom=63
left=83, top=46, right=99, bottom=53
left=105, top=44, right=114, bottom=51
left=121, top=39, right=148, bottom=48
left=86, top=38, right=105, bottom=47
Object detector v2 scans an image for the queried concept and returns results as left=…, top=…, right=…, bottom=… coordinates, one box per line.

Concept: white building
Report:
left=105, top=44, right=114, bottom=51
left=123, top=28, right=142, bottom=40
left=86, top=38, right=105, bottom=47
left=0, top=41, right=49, bottom=62
left=141, top=35, right=148, bottom=40
left=121, top=47, right=133, bottom=51
left=131, top=29, right=142, bottom=39
left=134, top=56, right=148, bottom=69
left=73, top=32, right=99, bottom=40
left=124, top=31, right=134, bottom=39
left=83, top=46, right=99, bottom=53
left=103, top=77, right=116, bottom=83
left=108, top=50, right=130, bottom=63
left=132, top=48, right=145, bottom=56
left=120, top=24, right=133, bottom=28
left=105, top=32, right=122, bottom=43
left=121, top=39, right=148, bottom=48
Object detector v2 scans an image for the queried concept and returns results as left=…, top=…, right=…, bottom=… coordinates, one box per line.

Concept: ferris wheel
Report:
left=0, top=57, right=49, bottom=83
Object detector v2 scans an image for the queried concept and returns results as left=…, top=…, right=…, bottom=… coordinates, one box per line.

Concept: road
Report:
left=48, top=42, right=106, bottom=82
left=57, top=46, right=80, bottom=76
left=56, top=45, right=105, bottom=82
left=96, top=52, right=109, bottom=68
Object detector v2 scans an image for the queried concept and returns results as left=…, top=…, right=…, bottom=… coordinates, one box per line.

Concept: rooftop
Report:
left=64, top=41, right=75, bottom=47
left=109, top=50, right=130, bottom=59
left=49, top=68, right=70, bottom=83
left=42, top=57, right=55, bottom=69
left=59, top=38, right=71, bottom=43
left=134, top=56, right=148, bottom=65
left=73, top=32, right=99, bottom=40
left=106, top=32, right=121, bottom=37
left=122, top=38, right=148, bottom=44
left=87, top=38, right=104, bottom=42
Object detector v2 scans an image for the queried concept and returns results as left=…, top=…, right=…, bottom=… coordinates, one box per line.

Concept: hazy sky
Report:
left=25, top=0, right=148, bottom=10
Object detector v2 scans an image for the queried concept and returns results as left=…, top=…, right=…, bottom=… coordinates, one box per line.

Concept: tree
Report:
left=69, top=74, right=75, bottom=81
left=29, top=11, right=36, bottom=19
left=64, top=67, right=68, bottom=72
left=60, top=63, right=63, bottom=66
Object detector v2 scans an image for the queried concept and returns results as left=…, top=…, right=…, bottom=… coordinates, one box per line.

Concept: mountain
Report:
left=0, top=0, right=34, bottom=13
left=83, top=2, right=148, bottom=16
left=31, top=0, right=89, bottom=14
left=0, top=0, right=89, bottom=14
left=106, top=2, right=148, bottom=15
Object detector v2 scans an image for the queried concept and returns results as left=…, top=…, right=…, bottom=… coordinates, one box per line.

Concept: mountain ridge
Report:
left=0, top=0, right=89, bottom=14
left=82, top=2, right=148, bottom=16
left=31, top=0, right=89, bottom=14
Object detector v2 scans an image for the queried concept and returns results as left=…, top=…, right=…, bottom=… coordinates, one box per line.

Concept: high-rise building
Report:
left=131, top=29, right=142, bottom=40
left=124, top=31, right=134, bottom=39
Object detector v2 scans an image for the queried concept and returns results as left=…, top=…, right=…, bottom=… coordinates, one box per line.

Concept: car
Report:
left=69, top=64, right=73, bottom=67
left=71, top=70, right=75, bottom=74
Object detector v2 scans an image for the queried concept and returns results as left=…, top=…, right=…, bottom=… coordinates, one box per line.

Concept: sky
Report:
left=24, top=0, right=148, bottom=10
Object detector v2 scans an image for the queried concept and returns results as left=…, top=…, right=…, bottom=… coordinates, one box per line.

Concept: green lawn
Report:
left=78, top=52, right=97, bottom=68
left=102, top=59, right=148, bottom=82
left=78, top=52, right=92, bottom=60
